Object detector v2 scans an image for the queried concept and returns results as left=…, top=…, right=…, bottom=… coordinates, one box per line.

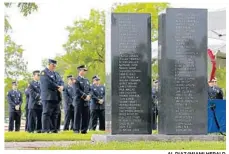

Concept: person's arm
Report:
left=90, top=87, right=99, bottom=101
left=29, top=83, right=40, bottom=101
left=19, top=91, right=23, bottom=106
left=63, top=85, right=71, bottom=105
left=7, top=92, right=15, bottom=106
left=219, top=88, right=224, bottom=99
left=74, top=80, right=87, bottom=99
left=40, top=71, right=59, bottom=90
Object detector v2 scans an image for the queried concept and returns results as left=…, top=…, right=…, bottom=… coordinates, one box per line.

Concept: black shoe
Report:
left=28, top=131, right=34, bottom=133
left=51, top=130, right=58, bottom=133
left=36, top=131, right=41, bottom=133
left=81, top=131, right=87, bottom=134
left=74, top=131, right=79, bottom=134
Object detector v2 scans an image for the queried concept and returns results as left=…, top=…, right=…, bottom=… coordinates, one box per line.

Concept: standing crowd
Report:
left=7, top=59, right=105, bottom=134
left=7, top=59, right=224, bottom=133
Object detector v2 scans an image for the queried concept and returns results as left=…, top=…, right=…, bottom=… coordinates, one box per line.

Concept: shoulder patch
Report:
left=41, top=71, right=45, bottom=75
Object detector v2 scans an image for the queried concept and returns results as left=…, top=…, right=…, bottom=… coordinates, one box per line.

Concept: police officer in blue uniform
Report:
left=63, top=75, right=74, bottom=130
left=7, top=81, right=23, bottom=132
left=40, top=59, right=64, bottom=133
left=208, top=78, right=224, bottom=99
left=24, top=84, right=30, bottom=132
left=28, top=70, right=42, bottom=133
left=90, top=75, right=105, bottom=131
left=73, top=65, right=91, bottom=134
left=54, top=71, right=64, bottom=132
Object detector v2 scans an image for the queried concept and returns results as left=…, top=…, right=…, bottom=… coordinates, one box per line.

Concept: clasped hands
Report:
left=58, top=86, right=64, bottom=92
left=84, top=95, right=91, bottom=101
left=98, top=99, right=104, bottom=104
left=15, top=105, right=20, bottom=110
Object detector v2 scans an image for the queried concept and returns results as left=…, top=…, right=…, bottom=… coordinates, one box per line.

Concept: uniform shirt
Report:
left=63, top=84, right=73, bottom=110
left=208, top=86, right=223, bottom=99
left=73, top=76, right=91, bottom=100
left=28, top=80, right=42, bottom=109
left=24, top=88, right=30, bottom=110
left=7, top=90, right=23, bottom=112
left=90, top=84, right=105, bottom=110
left=54, top=72, right=64, bottom=102
left=40, top=67, right=59, bottom=101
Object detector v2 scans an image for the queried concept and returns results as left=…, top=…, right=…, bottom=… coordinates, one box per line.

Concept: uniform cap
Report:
left=92, top=75, right=100, bottom=80
left=48, top=59, right=57, bottom=65
left=67, top=75, right=73, bottom=79
left=77, top=65, right=88, bottom=71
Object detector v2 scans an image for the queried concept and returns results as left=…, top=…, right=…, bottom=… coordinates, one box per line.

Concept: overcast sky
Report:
left=5, top=1, right=226, bottom=72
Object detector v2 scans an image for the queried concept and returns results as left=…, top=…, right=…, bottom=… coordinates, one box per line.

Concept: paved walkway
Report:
left=5, top=141, right=91, bottom=150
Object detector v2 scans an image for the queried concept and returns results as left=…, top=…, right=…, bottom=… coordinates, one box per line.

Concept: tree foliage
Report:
left=4, top=35, right=28, bottom=79
left=113, top=2, right=170, bottom=41
left=216, top=67, right=226, bottom=97
left=4, top=3, right=38, bottom=115
left=51, top=3, right=169, bottom=84
left=5, top=2, right=38, bottom=33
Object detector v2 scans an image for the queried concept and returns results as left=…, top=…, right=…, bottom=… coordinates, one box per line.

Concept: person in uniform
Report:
left=24, top=84, right=30, bottom=132
left=208, top=78, right=224, bottom=99
left=7, top=81, right=23, bottom=132
left=72, top=65, right=91, bottom=134
left=54, top=72, right=64, bottom=132
left=212, top=78, right=224, bottom=99
left=40, top=59, right=64, bottom=133
left=28, top=70, right=42, bottom=133
left=90, top=75, right=105, bottom=131
left=152, top=80, right=158, bottom=130
left=63, top=75, right=74, bottom=131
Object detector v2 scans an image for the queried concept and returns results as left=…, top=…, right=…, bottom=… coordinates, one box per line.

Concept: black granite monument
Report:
left=105, top=13, right=152, bottom=134
left=158, top=8, right=208, bottom=135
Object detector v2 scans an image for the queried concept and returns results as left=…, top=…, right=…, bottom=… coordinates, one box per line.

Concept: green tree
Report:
left=55, top=3, right=169, bottom=84
left=216, top=67, right=226, bottom=98
left=5, top=2, right=38, bottom=32
left=113, top=2, right=170, bottom=41
left=4, top=2, right=38, bottom=116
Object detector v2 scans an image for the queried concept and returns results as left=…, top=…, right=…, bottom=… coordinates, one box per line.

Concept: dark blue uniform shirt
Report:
left=7, top=90, right=23, bottom=112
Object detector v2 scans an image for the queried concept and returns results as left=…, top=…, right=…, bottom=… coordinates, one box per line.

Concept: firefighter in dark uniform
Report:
left=54, top=71, right=64, bottom=131
left=73, top=65, right=91, bottom=134
left=28, top=70, right=42, bottom=133
left=24, top=84, right=30, bottom=132
left=63, top=75, right=74, bottom=130
left=7, top=81, right=23, bottom=132
left=40, top=59, right=64, bottom=133
left=208, top=78, right=224, bottom=99
left=152, top=80, right=158, bottom=130
left=90, top=75, right=105, bottom=131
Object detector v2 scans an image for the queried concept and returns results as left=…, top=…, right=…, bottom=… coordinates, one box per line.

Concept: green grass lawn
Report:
left=4, top=131, right=104, bottom=142
left=5, top=131, right=226, bottom=150
left=41, top=141, right=226, bottom=150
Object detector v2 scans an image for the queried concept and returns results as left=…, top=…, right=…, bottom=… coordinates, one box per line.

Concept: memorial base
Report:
left=91, top=134, right=224, bottom=142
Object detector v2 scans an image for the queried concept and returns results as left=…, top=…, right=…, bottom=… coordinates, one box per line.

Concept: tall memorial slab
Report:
left=105, top=13, right=152, bottom=134
left=92, top=9, right=224, bottom=142
left=158, top=8, right=208, bottom=135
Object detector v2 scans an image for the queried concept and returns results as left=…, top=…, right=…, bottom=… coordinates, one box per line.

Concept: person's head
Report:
left=77, top=65, right=88, bottom=76
left=48, top=59, right=57, bottom=71
left=92, top=75, right=100, bottom=85
left=67, top=75, right=73, bottom=85
left=212, top=78, right=217, bottom=86
left=208, top=80, right=214, bottom=87
left=12, top=81, right=18, bottom=90
left=33, top=70, right=40, bottom=81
